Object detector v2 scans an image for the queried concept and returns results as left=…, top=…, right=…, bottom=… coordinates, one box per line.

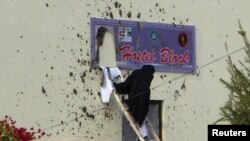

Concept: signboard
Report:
left=90, top=18, right=196, bottom=73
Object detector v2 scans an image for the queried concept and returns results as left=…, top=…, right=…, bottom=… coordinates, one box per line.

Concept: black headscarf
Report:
left=114, top=65, right=155, bottom=126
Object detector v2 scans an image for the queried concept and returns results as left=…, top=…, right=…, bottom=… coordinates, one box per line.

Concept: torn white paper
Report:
left=100, top=67, right=121, bottom=103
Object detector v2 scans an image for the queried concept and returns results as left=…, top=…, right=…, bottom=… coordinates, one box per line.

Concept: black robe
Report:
left=114, top=65, right=155, bottom=126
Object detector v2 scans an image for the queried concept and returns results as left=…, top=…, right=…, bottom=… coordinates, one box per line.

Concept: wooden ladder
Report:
left=114, top=94, right=161, bottom=141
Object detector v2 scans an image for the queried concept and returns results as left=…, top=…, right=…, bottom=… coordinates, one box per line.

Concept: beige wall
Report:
left=1, top=0, right=250, bottom=141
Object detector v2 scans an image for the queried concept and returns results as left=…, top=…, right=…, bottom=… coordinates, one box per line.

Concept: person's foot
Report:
left=144, top=136, right=149, bottom=141
left=136, top=136, right=150, bottom=141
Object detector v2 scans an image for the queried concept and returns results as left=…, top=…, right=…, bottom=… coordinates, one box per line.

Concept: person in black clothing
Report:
left=113, top=65, right=155, bottom=140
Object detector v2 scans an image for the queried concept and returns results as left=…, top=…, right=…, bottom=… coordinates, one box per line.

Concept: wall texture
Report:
left=0, top=0, right=250, bottom=141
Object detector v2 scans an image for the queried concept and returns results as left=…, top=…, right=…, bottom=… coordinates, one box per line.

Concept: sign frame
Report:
left=90, top=17, right=196, bottom=73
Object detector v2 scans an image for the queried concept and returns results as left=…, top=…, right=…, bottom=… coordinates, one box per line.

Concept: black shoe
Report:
left=144, top=136, right=149, bottom=141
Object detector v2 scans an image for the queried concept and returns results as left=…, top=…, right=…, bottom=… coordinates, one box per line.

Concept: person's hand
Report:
left=113, top=82, right=117, bottom=88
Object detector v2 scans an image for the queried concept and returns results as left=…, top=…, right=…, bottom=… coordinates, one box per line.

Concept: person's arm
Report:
left=113, top=72, right=134, bottom=94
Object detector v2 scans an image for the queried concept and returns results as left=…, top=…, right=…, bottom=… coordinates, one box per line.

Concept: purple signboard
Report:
left=90, top=18, right=196, bottom=73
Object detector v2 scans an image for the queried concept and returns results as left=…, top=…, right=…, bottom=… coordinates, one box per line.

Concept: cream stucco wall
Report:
left=1, top=0, right=250, bottom=141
